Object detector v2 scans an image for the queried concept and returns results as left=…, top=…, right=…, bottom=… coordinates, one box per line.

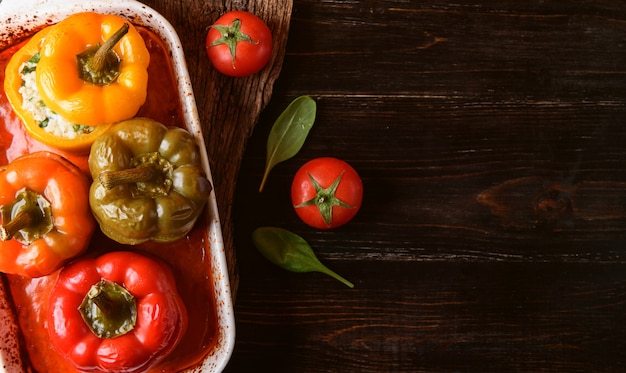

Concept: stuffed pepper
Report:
left=0, top=151, right=94, bottom=277
left=88, top=117, right=212, bottom=245
left=47, top=251, right=188, bottom=373
left=4, top=12, right=150, bottom=153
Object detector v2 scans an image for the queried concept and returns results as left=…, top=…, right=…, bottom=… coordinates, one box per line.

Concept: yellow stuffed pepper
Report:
left=4, top=12, right=150, bottom=153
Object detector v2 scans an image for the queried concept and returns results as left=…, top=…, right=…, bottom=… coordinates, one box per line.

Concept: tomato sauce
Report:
left=0, top=26, right=218, bottom=373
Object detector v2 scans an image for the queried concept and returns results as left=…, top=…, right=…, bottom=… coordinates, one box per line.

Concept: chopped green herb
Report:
left=39, top=118, right=49, bottom=128
left=20, top=65, right=36, bottom=75
left=27, top=53, right=40, bottom=64
left=73, top=124, right=92, bottom=133
left=20, top=53, right=40, bottom=75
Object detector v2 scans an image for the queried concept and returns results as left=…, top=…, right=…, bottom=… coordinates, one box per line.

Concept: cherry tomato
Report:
left=291, top=157, right=363, bottom=229
left=205, top=10, right=272, bottom=77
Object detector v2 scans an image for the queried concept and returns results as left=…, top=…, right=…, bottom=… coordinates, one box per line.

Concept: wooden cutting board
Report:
left=143, top=0, right=294, bottom=298
left=0, top=1, right=292, bottom=370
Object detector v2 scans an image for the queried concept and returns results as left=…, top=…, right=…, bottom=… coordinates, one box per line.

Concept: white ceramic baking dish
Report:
left=0, top=0, right=235, bottom=372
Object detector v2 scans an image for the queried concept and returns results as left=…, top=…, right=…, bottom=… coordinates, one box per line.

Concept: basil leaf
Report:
left=259, top=96, right=316, bottom=192
left=252, top=227, right=354, bottom=288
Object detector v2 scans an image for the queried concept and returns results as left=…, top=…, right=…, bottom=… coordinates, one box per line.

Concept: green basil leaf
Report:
left=252, top=227, right=354, bottom=288
left=259, top=96, right=316, bottom=192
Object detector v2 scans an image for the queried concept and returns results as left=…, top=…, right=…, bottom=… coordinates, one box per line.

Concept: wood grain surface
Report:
left=148, top=0, right=626, bottom=372
left=141, top=0, right=294, bottom=296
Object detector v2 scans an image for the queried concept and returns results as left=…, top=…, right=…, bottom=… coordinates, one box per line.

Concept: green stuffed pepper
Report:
left=88, top=117, right=212, bottom=245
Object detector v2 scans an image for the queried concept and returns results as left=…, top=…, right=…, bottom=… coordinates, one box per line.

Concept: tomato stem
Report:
left=209, top=18, right=256, bottom=65
left=294, top=171, right=353, bottom=227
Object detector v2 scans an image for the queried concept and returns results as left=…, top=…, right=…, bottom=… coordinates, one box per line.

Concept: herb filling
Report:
left=18, top=53, right=94, bottom=139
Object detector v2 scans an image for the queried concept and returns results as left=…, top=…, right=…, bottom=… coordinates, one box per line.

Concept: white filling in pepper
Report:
left=18, top=54, right=93, bottom=139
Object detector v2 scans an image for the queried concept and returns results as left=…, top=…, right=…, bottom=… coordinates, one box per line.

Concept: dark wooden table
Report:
left=144, top=1, right=626, bottom=371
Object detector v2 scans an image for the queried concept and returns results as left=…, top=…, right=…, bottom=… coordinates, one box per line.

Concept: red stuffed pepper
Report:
left=0, top=151, right=94, bottom=277
left=47, top=251, right=188, bottom=373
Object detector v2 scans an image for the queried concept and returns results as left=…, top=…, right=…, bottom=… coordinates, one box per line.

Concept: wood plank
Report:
left=141, top=0, right=294, bottom=296
left=226, top=0, right=626, bottom=371
left=226, top=261, right=626, bottom=372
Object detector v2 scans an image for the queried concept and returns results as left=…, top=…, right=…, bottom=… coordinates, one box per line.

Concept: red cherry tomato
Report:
left=291, top=157, right=363, bottom=229
left=205, top=10, right=272, bottom=77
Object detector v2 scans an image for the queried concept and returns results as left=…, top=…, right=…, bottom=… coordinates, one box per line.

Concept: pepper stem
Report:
left=77, top=23, right=129, bottom=86
left=99, top=166, right=157, bottom=189
left=0, top=209, right=36, bottom=241
left=91, top=23, right=129, bottom=72
left=87, top=284, right=116, bottom=316
left=0, top=189, right=52, bottom=243
left=79, top=280, right=137, bottom=339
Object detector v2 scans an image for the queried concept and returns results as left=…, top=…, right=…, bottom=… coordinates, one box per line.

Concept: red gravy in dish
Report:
left=0, top=26, right=218, bottom=373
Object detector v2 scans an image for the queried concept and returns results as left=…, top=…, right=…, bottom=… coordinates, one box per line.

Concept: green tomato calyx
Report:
left=210, top=18, right=257, bottom=65
left=295, top=171, right=354, bottom=226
